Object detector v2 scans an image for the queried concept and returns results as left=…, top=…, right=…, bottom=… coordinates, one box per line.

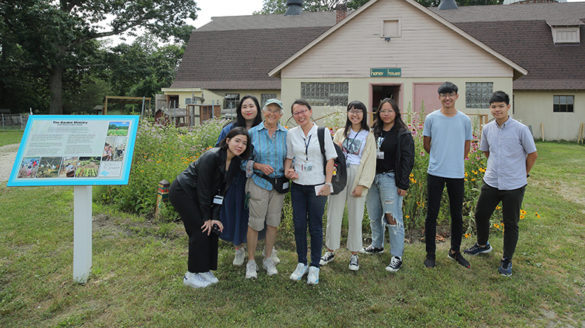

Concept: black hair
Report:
left=218, top=127, right=251, bottom=159
left=438, top=82, right=458, bottom=95
left=235, top=95, right=262, bottom=128
left=372, top=98, right=407, bottom=138
left=489, top=91, right=510, bottom=105
left=343, top=100, right=369, bottom=137
left=290, top=99, right=312, bottom=114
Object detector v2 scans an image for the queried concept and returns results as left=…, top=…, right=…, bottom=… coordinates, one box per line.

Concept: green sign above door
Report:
left=370, top=68, right=401, bottom=77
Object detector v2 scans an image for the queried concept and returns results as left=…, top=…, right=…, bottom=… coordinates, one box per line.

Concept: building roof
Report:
left=269, top=0, right=527, bottom=78
left=431, top=3, right=585, bottom=90
left=171, top=13, right=336, bottom=90
left=428, top=3, right=585, bottom=24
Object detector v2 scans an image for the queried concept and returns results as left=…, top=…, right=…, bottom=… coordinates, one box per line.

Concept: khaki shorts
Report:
left=246, top=178, right=285, bottom=231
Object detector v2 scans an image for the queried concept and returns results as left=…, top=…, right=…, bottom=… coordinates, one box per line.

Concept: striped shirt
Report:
left=244, top=122, right=288, bottom=191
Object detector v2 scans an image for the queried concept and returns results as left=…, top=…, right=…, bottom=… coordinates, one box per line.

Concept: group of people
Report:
left=169, top=81, right=537, bottom=289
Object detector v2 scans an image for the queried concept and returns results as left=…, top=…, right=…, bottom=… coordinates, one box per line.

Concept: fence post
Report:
left=155, top=179, right=171, bottom=218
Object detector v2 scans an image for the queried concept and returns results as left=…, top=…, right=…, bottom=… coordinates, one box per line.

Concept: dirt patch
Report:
left=0, top=144, right=19, bottom=181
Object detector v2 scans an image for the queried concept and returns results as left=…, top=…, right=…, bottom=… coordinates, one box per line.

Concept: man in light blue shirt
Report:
left=242, top=99, right=288, bottom=279
left=464, top=91, right=537, bottom=277
left=423, top=82, right=473, bottom=269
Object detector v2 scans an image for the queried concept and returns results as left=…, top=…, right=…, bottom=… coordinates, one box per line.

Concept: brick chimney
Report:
left=336, top=4, right=347, bottom=23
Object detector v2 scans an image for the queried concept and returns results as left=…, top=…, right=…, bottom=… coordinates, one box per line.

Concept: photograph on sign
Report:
left=7, top=115, right=139, bottom=187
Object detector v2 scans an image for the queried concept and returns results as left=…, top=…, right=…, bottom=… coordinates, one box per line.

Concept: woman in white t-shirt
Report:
left=320, top=101, right=376, bottom=271
left=284, top=99, right=337, bottom=285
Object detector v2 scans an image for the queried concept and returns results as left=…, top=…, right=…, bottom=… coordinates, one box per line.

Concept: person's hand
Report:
left=352, top=185, right=364, bottom=197
left=201, top=220, right=215, bottom=235
left=256, top=163, right=274, bottom=175
left=319, top=184, right=332, bottom=196
left=286, top=168, right=298, bottom=180
left=397, top=188, right=407, bottom=197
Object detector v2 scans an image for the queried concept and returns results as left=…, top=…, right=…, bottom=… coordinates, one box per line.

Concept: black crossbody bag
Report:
left=257, top=173, right=290, bottom=194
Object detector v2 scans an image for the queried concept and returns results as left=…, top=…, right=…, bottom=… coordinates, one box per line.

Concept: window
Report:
left=551, top=26, right=580, bottom=44
left=465, top=82, right=493, bottom=109
left=300, top=82, right=348, bottom=106
left=224, top=93, right=240, bottom=109
left=261, top=94, right=277, bottom=107
left=185, top=98, right=192, bottom=105
left=553, top=95, right=574, bottom=112
left=381, top=19, right=400, bottom=38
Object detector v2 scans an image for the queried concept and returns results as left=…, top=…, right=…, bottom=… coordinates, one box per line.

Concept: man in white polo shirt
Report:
left=464, top=91, right=538, bottom=277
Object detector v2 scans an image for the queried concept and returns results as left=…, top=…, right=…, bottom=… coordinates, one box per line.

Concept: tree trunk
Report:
left=49, top=64, right=64, bottom=114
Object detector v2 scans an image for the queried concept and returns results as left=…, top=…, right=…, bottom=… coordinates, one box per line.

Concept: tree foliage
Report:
left=257, top=0, right=502, bottom=14
left=0, top=0, right=197, bottom=114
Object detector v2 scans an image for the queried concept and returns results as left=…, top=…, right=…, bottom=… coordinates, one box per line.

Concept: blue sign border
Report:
left=7, top=115, right=139, bottom=187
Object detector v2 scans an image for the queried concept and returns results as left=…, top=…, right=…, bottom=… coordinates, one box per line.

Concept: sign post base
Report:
left=73, top=185, right=92, bottom=283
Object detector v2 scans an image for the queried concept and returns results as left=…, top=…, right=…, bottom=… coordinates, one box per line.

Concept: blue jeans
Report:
left=291, top=183, right=327, bottom=268
left=366, top=172, right=405, bottom=258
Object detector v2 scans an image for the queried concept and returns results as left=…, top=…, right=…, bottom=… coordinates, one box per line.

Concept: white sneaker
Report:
left=263, top=257, right=278, bottom=276
left=307, top=266, right=320, bottom=285
left=348, top=254, right=359, bottom=271
left=200, top=271, right=219, bottom=284
left=289, top=263, right=309, bottom=281
left=233, top=247, right=245, bottom=266
left=245, top=260, right=258, bottom=279
left=183, top=272, right=211, bottom=288
left=262, top=246, right=280, bottom=265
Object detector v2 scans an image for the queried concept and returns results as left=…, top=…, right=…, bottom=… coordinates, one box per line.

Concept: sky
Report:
left=194, top=0, right=265, bottom=28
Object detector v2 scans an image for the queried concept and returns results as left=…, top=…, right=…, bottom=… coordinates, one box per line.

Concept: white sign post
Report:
left=8, top=115, right=139, bottom=284
left=73, top=185, right=93, bottom=283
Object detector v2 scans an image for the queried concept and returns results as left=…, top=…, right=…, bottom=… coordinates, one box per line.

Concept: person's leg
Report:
left=264, top=190, right=285, bottom=259
left=324, top=185, right=348, bottom=252
left=366, top=175, right=385, bottom=249
left=425, top=174, right=445, bottom=257
left=446, top=177, right=465, bottom=253
left=501, top=186, right=526, bottom=260
left=246, top=179, right=269, bottom=262
left=169, top=181, right=205, bottom=273
left=380, top=173, right=405, bottom=258
left=307, top=190, right=327, bottom=268
left=474, top=183, right=501, bottom=246
left=346, top=186, right=367, bottom=253
left=291, top=183, right=309, bottom=265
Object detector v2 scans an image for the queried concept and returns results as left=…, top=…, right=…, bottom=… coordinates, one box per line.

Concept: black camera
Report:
left=211, top=223, right=221, bottom=237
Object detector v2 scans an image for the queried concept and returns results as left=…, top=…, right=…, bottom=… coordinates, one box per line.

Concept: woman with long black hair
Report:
left=362, top=98, right=414, bottom=273
left=170, top=127, right=251, bottom=288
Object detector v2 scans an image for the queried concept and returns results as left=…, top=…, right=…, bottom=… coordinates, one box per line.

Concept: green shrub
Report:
left=96, top=118, right=228, bottom=219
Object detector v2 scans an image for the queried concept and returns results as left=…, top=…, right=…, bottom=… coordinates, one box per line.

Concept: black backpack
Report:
left=317, top=127, right=347, bottom=195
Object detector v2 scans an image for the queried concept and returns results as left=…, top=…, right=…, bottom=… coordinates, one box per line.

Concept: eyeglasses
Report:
left=439, top=92, right=457, bottom=98
left=348, top=109, right=363, bottom=114
left=292, top=109, right=309, bottom=116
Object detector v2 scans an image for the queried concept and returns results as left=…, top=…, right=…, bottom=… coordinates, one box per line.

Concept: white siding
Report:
left=281, top=0, right=512, bottom=79
left=514, top=90, right=585, bottom=141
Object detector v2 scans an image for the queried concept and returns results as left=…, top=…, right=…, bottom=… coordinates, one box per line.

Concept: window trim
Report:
left=553, top=95, right=574, bottom=113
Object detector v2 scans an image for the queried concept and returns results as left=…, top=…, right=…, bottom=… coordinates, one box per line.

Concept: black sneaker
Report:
left=424, top=255, right=436, bottom=268
left=360, top=244, right=384, bottom=254
left=464, top=242, right=493, bottom=256
left=448, top=251, right=471, bottom=269
left=386, top=256, right=403, bottom=272
left=498, top=258, right=513, bottom=277
left=319, top=251, right=335, bottom=266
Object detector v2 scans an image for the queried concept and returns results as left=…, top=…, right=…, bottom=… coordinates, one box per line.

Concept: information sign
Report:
left=8, top=115, right=139, bottom=187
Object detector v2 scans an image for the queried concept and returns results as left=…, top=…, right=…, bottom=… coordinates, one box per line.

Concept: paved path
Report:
left=0, top=144, right=19, bottom=181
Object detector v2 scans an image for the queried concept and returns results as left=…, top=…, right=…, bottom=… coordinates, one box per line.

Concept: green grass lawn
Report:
left=0, top=129, right=24, bottom=147
left=1, top=142, right=584, bottom=327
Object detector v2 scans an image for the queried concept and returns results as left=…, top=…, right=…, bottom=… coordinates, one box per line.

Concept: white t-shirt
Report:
left=286, top=123, right=337, bottom=186
left=342, top=129, right=367, bottom=165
